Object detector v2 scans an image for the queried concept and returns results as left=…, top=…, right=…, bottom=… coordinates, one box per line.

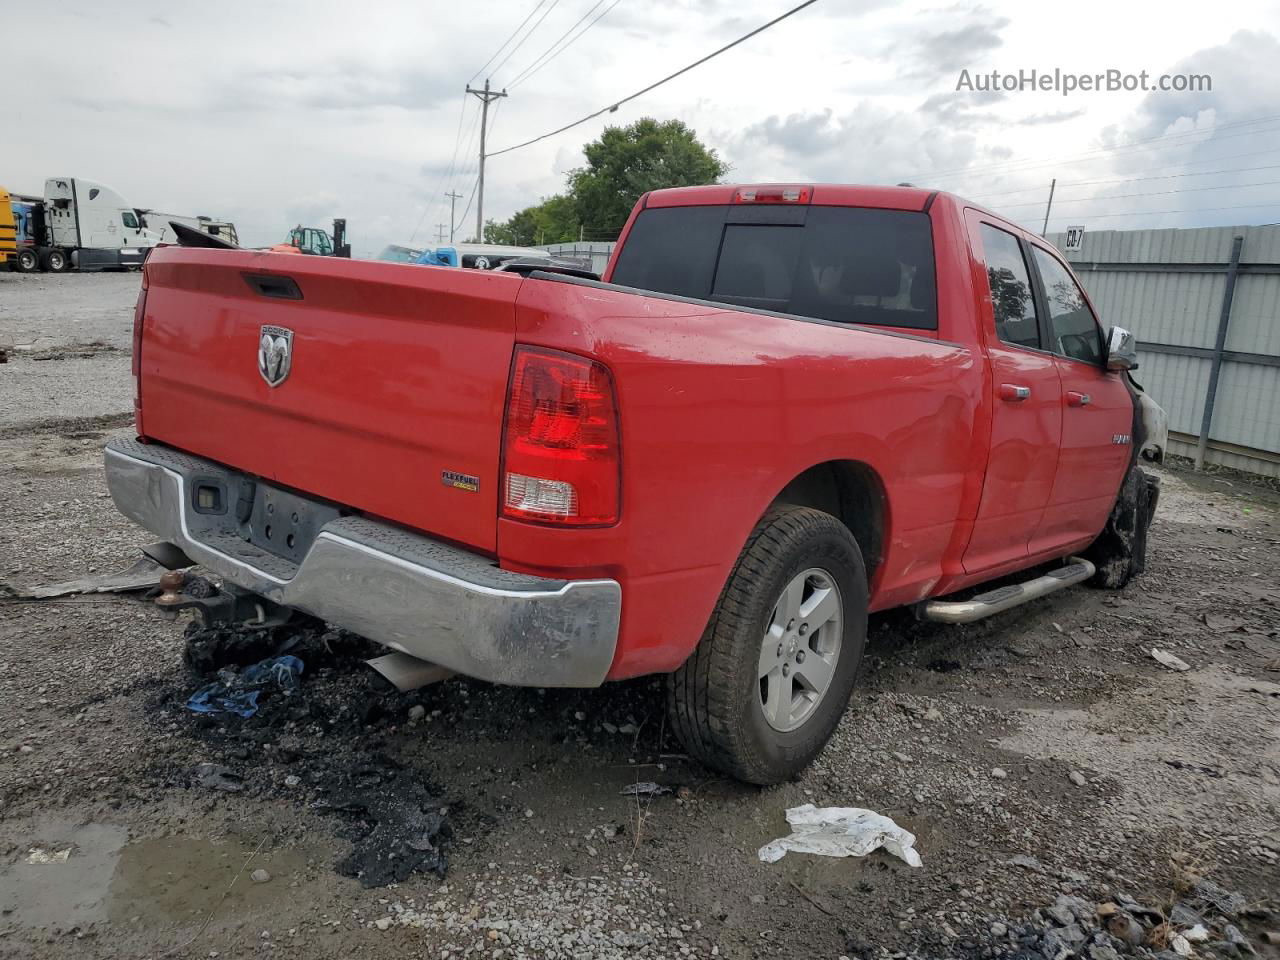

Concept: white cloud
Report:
left=3, top=0, right=1275, bottom=255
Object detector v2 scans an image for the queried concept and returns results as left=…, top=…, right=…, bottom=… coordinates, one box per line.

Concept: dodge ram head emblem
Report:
left=257, top=325, right=293, bottom=387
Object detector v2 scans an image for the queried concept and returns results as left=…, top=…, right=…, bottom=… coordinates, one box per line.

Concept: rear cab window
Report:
left=978, top=223, right=1041, bottom=350
left=610, top=205, right=937, bottom=331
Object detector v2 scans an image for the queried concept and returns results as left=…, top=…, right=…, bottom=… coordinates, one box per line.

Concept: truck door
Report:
left=1026, top=244, right=1132, bottom=552
left=962, top=215, right=1063, bottom=574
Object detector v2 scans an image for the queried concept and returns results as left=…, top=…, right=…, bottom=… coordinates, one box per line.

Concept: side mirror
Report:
left=1106, top=326, right=1138, bottom=371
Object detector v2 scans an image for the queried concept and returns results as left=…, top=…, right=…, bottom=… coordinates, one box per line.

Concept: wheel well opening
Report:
left=772, top=461, right=886, bottom=586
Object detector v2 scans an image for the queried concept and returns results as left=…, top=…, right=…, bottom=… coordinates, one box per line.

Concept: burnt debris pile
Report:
left=162, top=618, right=455, bottom=887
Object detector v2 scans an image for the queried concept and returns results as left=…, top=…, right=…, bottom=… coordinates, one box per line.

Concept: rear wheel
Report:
left=42, top=248, right=70, bottom=273
left=667, top=505, right=868, bottom=784
left=16, top=248, right=39, bottom=273
left=1084, top=466, right=1159, bottom=589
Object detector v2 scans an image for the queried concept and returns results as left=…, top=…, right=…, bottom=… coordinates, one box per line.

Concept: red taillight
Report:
left=732, top=185, right=811, bottom=204
left=131, top=274, right=147, bottom=436
left=501, top=346, right=620, bottom=526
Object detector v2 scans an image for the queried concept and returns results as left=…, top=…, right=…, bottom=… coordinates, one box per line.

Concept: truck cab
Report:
left=40, top=177, right=163, bottom=271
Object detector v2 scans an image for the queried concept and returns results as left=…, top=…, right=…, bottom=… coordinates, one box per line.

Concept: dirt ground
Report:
left=1, top=272, right=1277, bottom=960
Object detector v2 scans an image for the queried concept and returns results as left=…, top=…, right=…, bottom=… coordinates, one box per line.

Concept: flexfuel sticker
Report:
left=441, top=470, right=480, bottom=493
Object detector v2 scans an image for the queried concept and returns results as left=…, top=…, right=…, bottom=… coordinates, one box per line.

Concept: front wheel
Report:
left=1084, top=466, right=1159, bottom=589
left=667, top=505, right=868, bottom=784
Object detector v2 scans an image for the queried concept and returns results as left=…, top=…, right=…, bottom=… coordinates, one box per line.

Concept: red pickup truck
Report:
left=106, top=183, right=1166, bottom=783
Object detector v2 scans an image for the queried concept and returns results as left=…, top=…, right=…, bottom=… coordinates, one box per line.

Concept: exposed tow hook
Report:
left=153, top=570, right=291, bottom=628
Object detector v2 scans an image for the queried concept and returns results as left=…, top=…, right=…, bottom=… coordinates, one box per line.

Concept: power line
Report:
left=487, top=0, right=820, bottom=159
left=490, top=0, right=563, bottom=79
left=914, top=113, right=1280, bottom=186
left=967, top=161, right=1280, bottom=199
left=456, top=173, right=483, bottom=237
left=507, top=0, right=623, bottom=90
left=448, top=103, right=486, bottom=202
left=928, top=117, right=1280, bottom=191
left=468, top=0, right=549, bottom=85
left=506, top=0, right=605, bottom=86
left=1048, top=201, right=1280, bottom=223
left=992, top=177, right=1280, bottom=210
left=453, top=99, right=508, bottom=242
left=412, top=93, right=471, bottom=243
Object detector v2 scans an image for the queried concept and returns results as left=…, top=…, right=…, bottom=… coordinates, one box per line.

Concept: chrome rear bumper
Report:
left=103, top=438, right=621, bottom=687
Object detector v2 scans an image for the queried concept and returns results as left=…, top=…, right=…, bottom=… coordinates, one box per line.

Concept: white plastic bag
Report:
left=758, top=804, right=922, bottom=867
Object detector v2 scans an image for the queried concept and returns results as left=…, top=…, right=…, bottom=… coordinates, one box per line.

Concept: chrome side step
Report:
left=922, top=557, right=1095, bottom=624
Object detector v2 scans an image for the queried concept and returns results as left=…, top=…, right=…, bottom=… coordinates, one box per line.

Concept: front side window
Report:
left=1031, top=248, right=1103, bottom=364
left=979, top=224, right=1039, bottom=350
left=121, top=211, right=139, bottom=229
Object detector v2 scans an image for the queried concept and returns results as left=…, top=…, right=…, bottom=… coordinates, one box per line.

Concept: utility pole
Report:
left=1041, top=178, right=1056, bottom=236
left=445, top=190, right=464, bottom=242
left=436, top=224, right=448, bottom=243
left=465, top=78, right=508, bottom=243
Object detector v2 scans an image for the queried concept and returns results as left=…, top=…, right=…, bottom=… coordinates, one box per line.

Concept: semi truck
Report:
left=8, top=177, right=163, bottom=273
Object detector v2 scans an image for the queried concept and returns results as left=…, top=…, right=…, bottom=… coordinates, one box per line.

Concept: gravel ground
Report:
left=0, top=270, right=140, bottom=352
left=0, top=274, right=1277, bottom=960
left=0, top=270, right=138, bottom=430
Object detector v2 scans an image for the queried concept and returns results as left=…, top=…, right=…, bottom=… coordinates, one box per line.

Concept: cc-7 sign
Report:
left=1064, top=226, right=1085, bottom=252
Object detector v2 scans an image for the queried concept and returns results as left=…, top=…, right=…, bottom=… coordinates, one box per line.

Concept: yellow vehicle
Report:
left=0, top=188, right=16, bottom=268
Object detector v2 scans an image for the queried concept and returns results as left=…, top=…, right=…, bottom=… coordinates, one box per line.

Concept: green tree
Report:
left=568, top=118, right=728, bottom=236
left=485, top=194, right=581, bottom=245
left=487, top=118, right=728, bottom=244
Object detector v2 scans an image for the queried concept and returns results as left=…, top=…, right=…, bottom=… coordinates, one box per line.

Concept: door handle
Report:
left=1066, top=391, right=1091, bottom=407
left=999, top=383, right=1031, bottom=402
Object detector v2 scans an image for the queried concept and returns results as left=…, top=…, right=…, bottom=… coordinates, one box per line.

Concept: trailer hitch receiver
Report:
left=154, top=571, right=291, bottom=627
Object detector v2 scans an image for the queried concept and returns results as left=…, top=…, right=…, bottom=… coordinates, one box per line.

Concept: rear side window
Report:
left=979, top=224, right=1040, bottom=350
left=1031, top=247, right=1103, bottom=364
left=609, top=206, right=724, bottom=300
left=610, top=205, right=937, bottom=330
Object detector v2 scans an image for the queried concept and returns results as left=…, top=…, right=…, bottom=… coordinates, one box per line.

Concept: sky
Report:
left=5, top=0, right=1280, bottom=257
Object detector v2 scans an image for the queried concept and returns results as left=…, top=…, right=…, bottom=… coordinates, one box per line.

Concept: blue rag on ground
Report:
left=186, top=655, right=304, bottom=718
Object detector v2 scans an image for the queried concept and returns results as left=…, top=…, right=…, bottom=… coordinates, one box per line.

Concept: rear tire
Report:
left=16, top=248, right=39, bottom=273
left=42, top=248, right=70, bottom=273
left=666, top=505, right=868, bottom=784
left=1084, top=466, right=1159, bottom=589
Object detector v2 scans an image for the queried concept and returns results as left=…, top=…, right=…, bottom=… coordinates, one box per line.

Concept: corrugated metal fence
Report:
left=543, top=228, right=1280, bottom=478
left=1051, top=224, right=1280, bottom=478
left=543, top=241, right=616, bottom=276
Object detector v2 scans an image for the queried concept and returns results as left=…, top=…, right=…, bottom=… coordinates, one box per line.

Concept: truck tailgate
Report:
left=138, top=248, right=520, bottom=554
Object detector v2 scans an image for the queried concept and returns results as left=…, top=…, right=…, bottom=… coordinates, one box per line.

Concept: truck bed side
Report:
left=502, top=274, right=986, bottom=678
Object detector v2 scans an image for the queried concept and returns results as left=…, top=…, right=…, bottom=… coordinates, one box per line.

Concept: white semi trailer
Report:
left=138, top=212, right=239, bottom=247
left=14, top=177, right=164, bottom=272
